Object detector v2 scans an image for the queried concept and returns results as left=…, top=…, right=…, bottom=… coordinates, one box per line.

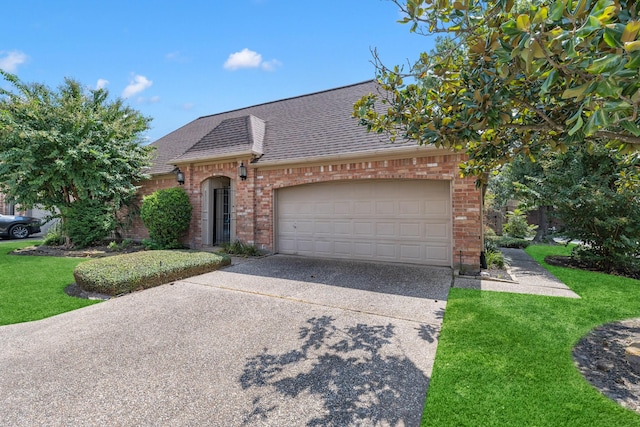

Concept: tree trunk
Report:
left=533, top=205, right=550, bottom=242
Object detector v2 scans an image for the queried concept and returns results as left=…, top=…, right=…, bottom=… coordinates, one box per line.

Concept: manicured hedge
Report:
left=486, top=235, right=531, bottom=249
left=74, top=250, right=230, bottom=296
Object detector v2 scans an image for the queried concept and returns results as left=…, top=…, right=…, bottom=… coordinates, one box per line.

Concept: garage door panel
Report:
left=399, top=200, right=421, bottom=215
left=426, top=245, right=451, bottom=262
left=354, top=222, right=373, bottom=235
left=425, top=200, right=449, bottom=216
left=314, top=221, right=332, bottom=234
left=334, top=241, right=352, bottom=255
left=354, top=242, right=374, bottom=257
left=425, top=223, right=450, bottom=240
left=354, top=201, right=372, bottom=215
left=376, top=222, right=396, bottom=237
left=399, top=223, right=421, bottom=237
left=375, top=201, right=395, bottom=215
left=334, top=221, right=351, bottom=234
left=334, top=203, right=351, bottom=215
left=277, top=180, right=452, bottom=266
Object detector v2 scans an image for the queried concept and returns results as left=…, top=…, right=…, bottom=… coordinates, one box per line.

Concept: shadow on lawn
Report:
left=239, top=315, right=429, bottom=426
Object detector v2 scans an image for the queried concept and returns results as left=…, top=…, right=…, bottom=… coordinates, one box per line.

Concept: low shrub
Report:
left=503, top=209, right=537, bottom=239
left=220, top=240, right=262, bottom=257
left=492, top=236, right=531, bottom=249
left=107, top=238, right=133, bottom=251
left=43, top=222, right=65, bottom=246
left=74, top=250, right=230, bottom=296
left=485, top=250, right=505, bottom=269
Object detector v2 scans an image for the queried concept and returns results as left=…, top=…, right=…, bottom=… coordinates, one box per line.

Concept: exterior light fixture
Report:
left=173, top=167, right=185, bottom=185
left=239, top=162, right=248, bottom=181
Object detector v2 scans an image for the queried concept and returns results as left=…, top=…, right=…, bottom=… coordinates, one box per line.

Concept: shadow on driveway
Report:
left=0, top=255, right=450, bottom=426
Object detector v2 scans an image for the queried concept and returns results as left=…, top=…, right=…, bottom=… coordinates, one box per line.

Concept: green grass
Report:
left=0, top=240, right=100, bottom=326
left=422, top=244, right=640, bottom=427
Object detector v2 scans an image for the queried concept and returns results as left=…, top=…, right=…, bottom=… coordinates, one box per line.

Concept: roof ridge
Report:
left=194, top=80, right=376, bottom=121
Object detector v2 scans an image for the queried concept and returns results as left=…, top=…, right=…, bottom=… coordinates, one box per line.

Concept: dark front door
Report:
left=213, top=187, right=230, bottom=245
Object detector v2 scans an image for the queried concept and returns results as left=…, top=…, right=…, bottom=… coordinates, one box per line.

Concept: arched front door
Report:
left=201, top=176, right=234, bottom=246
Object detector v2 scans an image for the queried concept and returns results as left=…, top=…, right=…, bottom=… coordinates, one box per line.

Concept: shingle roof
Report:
left=171, top=115, right=264, bottom=163
left=149, top=80, right=410, bottom=175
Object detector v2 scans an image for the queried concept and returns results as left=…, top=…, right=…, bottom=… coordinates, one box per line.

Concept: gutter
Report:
left=167, top=149, right=261, bottom=166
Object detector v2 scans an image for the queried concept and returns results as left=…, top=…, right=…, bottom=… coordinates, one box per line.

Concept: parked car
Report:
left=0, top=214, right=42, bottom=239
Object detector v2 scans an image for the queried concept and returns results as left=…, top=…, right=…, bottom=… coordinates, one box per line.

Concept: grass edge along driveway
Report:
left=0, top=240, right=99, bottom=326
left=422, top=244, right=640, bottom=427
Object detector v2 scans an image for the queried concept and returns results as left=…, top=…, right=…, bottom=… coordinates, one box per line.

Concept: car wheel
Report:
left=9, top=224, right=30, bottom=239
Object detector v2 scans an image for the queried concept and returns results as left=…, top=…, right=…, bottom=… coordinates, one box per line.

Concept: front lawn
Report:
left=0, top=240, right=100, bottom=326
left=422, top=244, right=640, bottom=426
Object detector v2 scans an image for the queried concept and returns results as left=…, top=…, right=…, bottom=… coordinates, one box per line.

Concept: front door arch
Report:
left=201, top=176, right=235, bottom=246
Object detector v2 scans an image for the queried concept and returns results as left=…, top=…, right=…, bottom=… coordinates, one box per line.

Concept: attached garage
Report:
left=276, top=180, right=452, bottom=266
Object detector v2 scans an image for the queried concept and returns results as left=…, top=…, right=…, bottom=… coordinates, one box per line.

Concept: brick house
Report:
left=131, top=81, right=483, bottom=269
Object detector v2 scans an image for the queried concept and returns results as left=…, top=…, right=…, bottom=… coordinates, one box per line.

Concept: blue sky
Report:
left=2, top=0, right=434, bottom=142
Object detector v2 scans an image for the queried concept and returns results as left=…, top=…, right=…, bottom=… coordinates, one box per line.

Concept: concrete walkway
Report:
left=454, top=248, right=580, bottom=298
left=0, top=255, right=450, bottom=427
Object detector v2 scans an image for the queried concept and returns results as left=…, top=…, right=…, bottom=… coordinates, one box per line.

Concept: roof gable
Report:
left=171, top=115, right=265, bottom=163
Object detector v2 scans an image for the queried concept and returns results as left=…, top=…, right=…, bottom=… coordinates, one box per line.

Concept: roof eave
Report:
left=168, top=149, right=262, bottom=166
left=253, top=145, right=454, bottom=168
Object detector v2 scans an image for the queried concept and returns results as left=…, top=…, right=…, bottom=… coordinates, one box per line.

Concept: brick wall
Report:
left=132, top=153, right=483, bottom=269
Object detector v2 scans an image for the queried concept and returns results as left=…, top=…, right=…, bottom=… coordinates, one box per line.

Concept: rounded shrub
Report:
left=140, top=187, right=192, bottom=249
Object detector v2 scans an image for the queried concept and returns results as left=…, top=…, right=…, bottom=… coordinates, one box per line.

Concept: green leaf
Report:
left=626, top=51, right=640, bottom=70
left=603, top=26, right=624, bottom=48
left=533, top=7, right=548, bottom=24
left=576, top=16, right=602, bottom=37
left=586, top=54, right=623, bottom=74
left=549, top=0, right=566, bottom=20
left=562, top=82, right=590, bottom=98
left=540, top=69, right=559, bottom=95
left=620, top=119, right=640, bottom=136
left=596, top=79, right=623, bottom=97
left=568, top=114, right=584, bottom=135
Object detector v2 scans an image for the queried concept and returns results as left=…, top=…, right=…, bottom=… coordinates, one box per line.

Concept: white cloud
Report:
left=224, top=48, right=262, bottom=70
left=261, top=59, right=282, bottom=72
left=165, top=51, right=189, bottom=62
left=96, top=78, right=109, bottom=90
left=224, top=48, right=281, bottom=71
left=149, top=95, right=161, bottom=103
left=122, top=74, right=153, bottom=99
left=0, top=51, right=28, bottom=73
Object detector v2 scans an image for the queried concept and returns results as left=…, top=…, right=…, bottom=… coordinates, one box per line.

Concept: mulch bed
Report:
left=573, top=318, right=640, bottom=414
left=10, top=243, right=147, bottom=258
left=545, top=255, right=640, bottom=281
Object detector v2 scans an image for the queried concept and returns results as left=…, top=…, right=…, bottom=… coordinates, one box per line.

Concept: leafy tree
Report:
left=491, top=144, right=640, bottom=270
left=488, top=154, right=556, bottom=241
left=549, top=145, right=640, bottom=272
left=0, top=71, right=152, bottom=246
left=354, top=0, right=640, bottom=180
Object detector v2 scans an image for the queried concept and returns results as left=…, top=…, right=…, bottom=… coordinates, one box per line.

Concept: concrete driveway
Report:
left=0, top=255, right=451, bottom=426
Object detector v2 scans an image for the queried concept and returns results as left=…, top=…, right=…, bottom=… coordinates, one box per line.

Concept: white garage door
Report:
left=276, top=180, right=452, bottom=266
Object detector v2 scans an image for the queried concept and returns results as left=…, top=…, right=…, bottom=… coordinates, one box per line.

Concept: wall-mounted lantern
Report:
left=239, top=162, right=248, bottom=181
left=172, top=167, right=185, bottom=185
